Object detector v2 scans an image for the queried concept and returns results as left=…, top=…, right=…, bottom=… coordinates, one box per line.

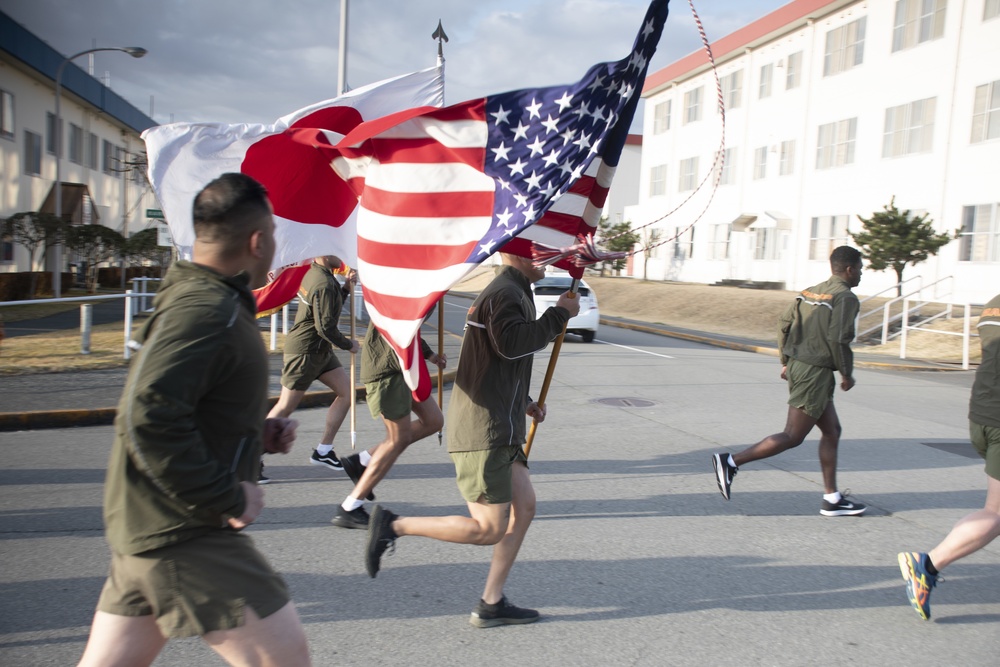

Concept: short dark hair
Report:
left=830, top=245, right=862, bottom=272
left=192, top=173, right=270, bottom=254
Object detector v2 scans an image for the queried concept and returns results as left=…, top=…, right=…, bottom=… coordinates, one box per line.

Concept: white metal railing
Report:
left=856, top=275, right=923, bottom=342
left=856, top=275, right=954, bottom=344
left=899, top=298, right=982, bottom=369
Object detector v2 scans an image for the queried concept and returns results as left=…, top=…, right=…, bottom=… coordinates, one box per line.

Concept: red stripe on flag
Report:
left=361, top=186, right=494, bottom=218
left=362, top=287, right=447, bottom=326
left=370, top=138, right=484, bottom=169
left=358, top=237, right=478, bottom=270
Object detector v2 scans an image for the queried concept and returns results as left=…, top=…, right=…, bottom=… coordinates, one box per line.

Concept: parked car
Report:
left=531, top=273, right=599, bottom=342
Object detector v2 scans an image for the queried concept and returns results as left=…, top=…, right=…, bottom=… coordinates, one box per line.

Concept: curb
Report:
left=0, top=370, right=458, bottom=432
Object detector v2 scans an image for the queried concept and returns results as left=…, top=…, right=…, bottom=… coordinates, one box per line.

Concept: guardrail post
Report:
left=881, top=303, right=890, bottom=344
left=80, top=304, right=92, bottom=355
left=899, top=298, right=909, bottom=360
left=124, top=290, right=134, bottom=360
left=963, top=303, right=971, bottom=370
left=270, top=313, right=278, bottom=351
left=282, top=304, right=289, bottom=335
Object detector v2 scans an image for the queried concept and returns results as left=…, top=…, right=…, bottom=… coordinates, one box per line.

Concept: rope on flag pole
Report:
left=523, top=279, right=578, bottom=459
left=349, top=278, right=357, bottom=450
left=437, top=296, right=445, bottom=445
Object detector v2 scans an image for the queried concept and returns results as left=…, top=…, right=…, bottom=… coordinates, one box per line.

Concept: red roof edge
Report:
left=625, top=134, right=643, bottom=145
left=643, top=0, right=843, bottom=94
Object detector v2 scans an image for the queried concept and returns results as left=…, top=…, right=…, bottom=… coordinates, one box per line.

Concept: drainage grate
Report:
left=592, top=397, right=657, bottom=408
left=922, top=442, right=981, bottom=460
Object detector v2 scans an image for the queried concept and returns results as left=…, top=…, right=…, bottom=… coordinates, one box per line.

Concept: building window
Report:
left=786, top=51, right=803, bottom=90
left=893, top=0, right=947, bottom=52
left=779, top=140, right=796, bottom=175
left=719, top=147, right=737, bottom=186
left=1, top=234, right=13, bottom=262
left=824, top=17, right=867, bottom=77
left=678, top=156, right=699, bottom=191
left=721, top=71, right=742, bottom=110
left=816, top=118, right=858, bottom=169
left=708, top=223, right=730, bottom=260
left=810, top=215, right=850, bottom=260
left=653, top=100, right=671, bottom=134
left=753, top=228, right=777, bottom=260
left=971, top=79, right=1000, bottom=143
left=103, top=140, right=122, bottom=175
left=683, top=86, right=702, bottom=124
left=959, top=204, right=1000, bottom=261
left=46, top=112, right=63, bottom=155
left=987, top=0, right=1000, bottom=20
left=0, top=89, right=13, bottom=140
left=69, top=123, right=84, bottom=164
left=753, top=146, right=768, bottom=180
left=883, top=97, right=936, bottom=157
left=24, top=130, right=42, bottom=175
left=649, top=164, right=667, bottom=197
left=759, top=63, right=773, bottom=99
left=673, top=225, right=694, bottom=260
left=86, top=132, right=99, bottom=169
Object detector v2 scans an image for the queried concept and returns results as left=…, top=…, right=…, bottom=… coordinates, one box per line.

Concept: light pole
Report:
left=53, top=46, right=146, bottom=298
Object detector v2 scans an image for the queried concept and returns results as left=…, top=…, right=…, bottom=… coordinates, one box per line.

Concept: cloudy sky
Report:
left=1, top=0, right=790, bottom=127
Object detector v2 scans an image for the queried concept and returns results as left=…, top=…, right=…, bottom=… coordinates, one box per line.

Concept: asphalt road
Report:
left=1, top=301, right=996, bottom=666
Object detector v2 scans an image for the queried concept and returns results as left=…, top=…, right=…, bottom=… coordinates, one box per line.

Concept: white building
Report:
left=0, top=10, right=158, bottom=278
left=625, top=0, right=999, bottom=304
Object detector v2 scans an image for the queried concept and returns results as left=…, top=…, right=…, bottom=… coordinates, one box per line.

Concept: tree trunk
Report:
left=895, top=266, right=905, bottom=297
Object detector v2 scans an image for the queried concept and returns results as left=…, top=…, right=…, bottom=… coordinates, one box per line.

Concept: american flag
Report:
left=310, top=0, right=670, bottom=392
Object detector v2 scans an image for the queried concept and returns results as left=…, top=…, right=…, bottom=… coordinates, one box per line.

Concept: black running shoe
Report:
left=341, top=453, right=375, bottom=501
left=331, top=505, right=370, bottom=529
left=258, top=461, right=270, bottom=485
left=365, top=505, right=398, bottom=578
left=310, top=449, right=343, bottom=470
left=820, top=492, right=866, bottom=517
left=469, top=596, right=540, bottom=628
left=712, top=453, right=737, bottom=500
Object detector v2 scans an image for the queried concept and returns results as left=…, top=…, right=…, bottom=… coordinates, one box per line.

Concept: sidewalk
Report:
left=0, top=313, right=965, bottom=431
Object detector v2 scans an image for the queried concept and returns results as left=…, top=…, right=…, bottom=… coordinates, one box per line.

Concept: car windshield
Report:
left=533, top=276, right=590, bottom=297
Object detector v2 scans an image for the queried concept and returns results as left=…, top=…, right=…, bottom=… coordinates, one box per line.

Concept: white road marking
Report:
left=596, top=339, right=674, bottom=359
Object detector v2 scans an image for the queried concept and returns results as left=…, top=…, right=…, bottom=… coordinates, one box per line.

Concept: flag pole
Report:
left=349, top=278, right=357, bottom=450
left=437, top=295, right=445, bottom=445
left=523, top=279, right=578, bottom=459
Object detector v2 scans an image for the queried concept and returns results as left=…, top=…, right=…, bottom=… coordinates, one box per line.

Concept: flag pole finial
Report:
left=432, top=20, right=449, bottom=59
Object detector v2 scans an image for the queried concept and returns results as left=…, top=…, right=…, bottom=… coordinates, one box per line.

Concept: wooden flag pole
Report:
left=437, top=296, right=445, bottom=445
left=349, top=279, right=357, bottom=450
left=523, top=280, right=578, bottom=459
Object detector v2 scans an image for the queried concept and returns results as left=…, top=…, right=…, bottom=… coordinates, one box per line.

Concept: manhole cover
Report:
left=592, top=397, right=657, bottom=408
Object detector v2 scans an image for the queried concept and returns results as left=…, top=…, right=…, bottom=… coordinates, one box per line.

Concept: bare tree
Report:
left=1, top=212, right=65, bottom=296
left=65, top=224, right=123, bottom=293
left=638, top=226, right=662, bottom=281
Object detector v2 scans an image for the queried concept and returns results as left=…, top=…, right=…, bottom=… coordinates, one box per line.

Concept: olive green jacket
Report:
left=970, top=294, right=1000, bottom=429
left=778, top=275, right=859, bottom=378
left=446, top=266, right=570, bottom=452
left=360, top=324, right=433, bottom=385
left=284, top=262, right=352, bottom=355
left=103, top=261, right=268, bottom=555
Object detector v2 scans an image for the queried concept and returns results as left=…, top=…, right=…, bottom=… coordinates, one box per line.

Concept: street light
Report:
left=53, top=46, right=147, bottom=298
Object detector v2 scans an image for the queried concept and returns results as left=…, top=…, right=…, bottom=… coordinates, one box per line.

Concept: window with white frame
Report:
left=785, top=51, right=803, bottom=90
left=892, top=0, right=947, bottom=52
left=809, top=215, right=850, bottom=260
left=721, top=71, right=742, bottom=110
left=0, top=89, right=13, bottom=140
left=759, top=63, right=773, bottom=99
left=883, top=97, right=936, bottom=157
left=971, top=79, right=1000, bottom=143
left=678, top=156, right=699, bottom=191
left=816, top=118, right=858, bottom=169
left=46, top=112, right=62, bottom=155
left=987, top=0, right=1000, bottom=20
left=824, top=17, right=867, bottom=76
left=69, top=123, right=83, bottom=164
left=959, top=204, right=1000, bottom=262
left=684, top=87, right=702, bottom=124
left=649, top=164, right=667, bottom=196
left=673, top=225, right=695, bottom=259
left=753, top=227, right=777, bottom=260
left=24, top=130, right=41, bottom=175
left=719, top=147, right=737, bottom=185
left=86, top=132, right=99, bottom=169
left=708, top=223, right=730, bottom=260
left=779, top=140, right=796, bottom=175
left=653, top=100, right=671, bottom=134
left=753, top=146, right=768, bottom=179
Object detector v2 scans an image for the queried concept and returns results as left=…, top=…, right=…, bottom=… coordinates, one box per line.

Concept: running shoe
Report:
left=341, top=453, right=375, bottom=501
left=898, top=551, right=938, bottom=620
left=712, top=453, right=737, bottom=500
left=470, top=596, right=540, bottom=628
left=331, top=505, right=370, bottom=529
left=310, top=449, right=343, bottom=470
left=365, top=505, right=398, bottom=578
left=820, top=492, right=866, bottom=517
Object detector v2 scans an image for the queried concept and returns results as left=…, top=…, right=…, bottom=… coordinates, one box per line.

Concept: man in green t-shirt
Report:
left=898, top=293, right=1000, bottom=620
left=712, top=245, right=867, bottom=517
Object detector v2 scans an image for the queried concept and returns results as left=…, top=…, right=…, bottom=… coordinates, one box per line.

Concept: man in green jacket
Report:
left=267, top=256, right=360, bottom=478
left=364, top=252, right=579, bottom=627
left=712, top=245, right=867, bottom=517
left=77, top=173, right=310, bottom=666
left=898, top=294, right=1000, bottom=620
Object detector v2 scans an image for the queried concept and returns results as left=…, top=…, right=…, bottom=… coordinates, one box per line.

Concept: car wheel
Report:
left=580, top=330, right=595, bottom=343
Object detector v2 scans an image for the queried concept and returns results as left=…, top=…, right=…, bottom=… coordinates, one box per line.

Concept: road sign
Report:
left=146, top=208, right=164, bottom=219
left=156, top=221, right=173, bottom=247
